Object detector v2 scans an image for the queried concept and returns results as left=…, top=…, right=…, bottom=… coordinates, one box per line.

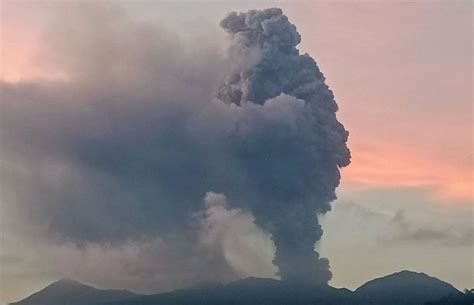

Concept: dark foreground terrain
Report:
left=11, top=270, right=472, bottom=305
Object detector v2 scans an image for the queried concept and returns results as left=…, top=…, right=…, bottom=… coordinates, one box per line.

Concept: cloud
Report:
left=197, top=192, right=277, bottom=280
left=0, top=192, right=276, bottom=297
left=0, top=2, right=230, bottom=292
left=385, top=209, right=473, bottom=246
left=321, top=201, right=473, bottom=248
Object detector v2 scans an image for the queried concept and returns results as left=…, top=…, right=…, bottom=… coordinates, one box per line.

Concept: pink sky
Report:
left=286, top=1, right=472, bottom=203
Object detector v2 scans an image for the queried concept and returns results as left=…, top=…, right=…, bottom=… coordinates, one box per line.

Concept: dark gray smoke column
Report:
left=218, top=8, right=350, bottom=284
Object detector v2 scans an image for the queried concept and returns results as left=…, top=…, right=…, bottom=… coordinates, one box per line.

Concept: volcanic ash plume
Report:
left=217, top=8, right=351, bottom=284
left=0, top=5, right=350, bottom=289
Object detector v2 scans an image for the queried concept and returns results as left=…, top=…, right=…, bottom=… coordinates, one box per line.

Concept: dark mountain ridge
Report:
left=11, top=271, right=463, bottom=305
left=355, top=270, right=461, bottom=305
left=114, top=277, right=355, bottom=305
left=9, top=278, right=137, bottom=305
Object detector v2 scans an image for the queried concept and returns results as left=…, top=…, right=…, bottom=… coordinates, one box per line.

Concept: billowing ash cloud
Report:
left=212, top=8, right=351, bottom=283
left=0, top=6, right=349, bottom=287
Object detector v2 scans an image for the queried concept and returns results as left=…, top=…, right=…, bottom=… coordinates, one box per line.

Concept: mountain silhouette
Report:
left=9, top=278, right=137, bottom=305
left=10, top=271, right=463, bottom=305
left=109, top=277, right=355, bottom=305
left=355, top=271, right=461, bottom=305
left=425, top=289, right=474, bottom=305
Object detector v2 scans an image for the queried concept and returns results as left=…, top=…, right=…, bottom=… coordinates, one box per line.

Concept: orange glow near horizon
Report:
left=1, top=25, right=69, bottom=83
left=343, top=142, right=473, bottom=203
left=1, top=4, right=68, bottom=83
left=1, top=20, right=39, bottom=82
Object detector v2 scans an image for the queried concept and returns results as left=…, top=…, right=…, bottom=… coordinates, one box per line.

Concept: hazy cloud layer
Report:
left=385, top=209, right=473, bottom=246
left=1, top=2, right=233, bottom=291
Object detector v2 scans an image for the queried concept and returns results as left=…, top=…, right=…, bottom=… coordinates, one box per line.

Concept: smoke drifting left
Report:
left=0, top=4, right=349, bottom=288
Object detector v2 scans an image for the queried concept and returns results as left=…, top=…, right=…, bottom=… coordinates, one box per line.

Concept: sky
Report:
left=0, top=0, right=472, bottom=303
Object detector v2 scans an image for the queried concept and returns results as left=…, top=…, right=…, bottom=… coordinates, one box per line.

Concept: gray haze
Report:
left=0, top=5, right=349, bottom=289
